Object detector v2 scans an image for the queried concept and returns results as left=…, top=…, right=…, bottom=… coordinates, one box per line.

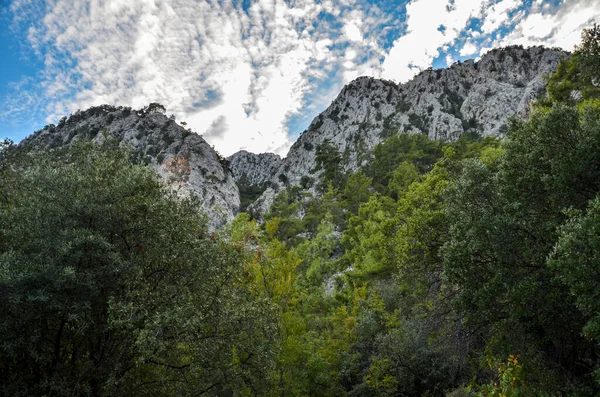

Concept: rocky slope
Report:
left=243, top=45, right=567, bottom=214
left=20, top=45, right=568, bottom=225
left=22, top=104, right=239, bottom=228
left=228, top=151, right=283, bottom=185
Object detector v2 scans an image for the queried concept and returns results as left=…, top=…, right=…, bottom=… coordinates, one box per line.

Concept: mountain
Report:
left=228, top=150, right=283, bottom=186
left=21, top=104, right=239, bottom=228
left=20, top=45, right=567, bottom=225
left=235, top=45, right=567, bottom=214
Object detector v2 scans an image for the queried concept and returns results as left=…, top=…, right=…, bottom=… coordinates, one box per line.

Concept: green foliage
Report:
left=366, top=317, right=466, bottom=396
left=341, top=171, right=373, bottom=214
left=547, top=54, right=586, bottom=102
left=296, top=214, right=339, bottom=285
left=265, top=187, right=305, bottom=245
left=4, top=28, right=600, bottom=397
left=366, top=133, right=443, bottom=194
left=577, top=23, right=600, bottom=82
left=342, top=194, right=397, bottom=277
left=311, top=139, right=345, bottom=192
left=251, top=29, right=600, bottom=397
left=547, top=25, right=600, bottom=102
left=392, top=162, right=451, bottom=301
left=237, top=174, right=270, bottom=212
left=303, top=183, right=345, bottom=234
left=388, top=161, right=419, bottom=198
left=300, top=175, right=314, bottom=189
left=471, top=356, right=530, bottom=397
left=443, top=101, right=600, bottom=393
left=0, top=142, right=274, bottom=396
left=551, top=196, right=600, bottom=344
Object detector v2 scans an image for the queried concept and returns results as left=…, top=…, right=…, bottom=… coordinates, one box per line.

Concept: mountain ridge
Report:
left=232, top=45, right=567, bottom=215
left=21, top=103, right=240, bottom=228
left=20, top=45, right=568, bottom=224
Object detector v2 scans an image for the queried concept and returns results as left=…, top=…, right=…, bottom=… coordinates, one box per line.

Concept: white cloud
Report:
left=497, top=0, right=600, bottom=51
left=480, top=0, right=521, bottom=34
left=343, top=20, right=363, bottom=42
left=381, top=0, right=600, bottom=84
left=381, top=0, right=487, bottom=82
left=9, top=0, right=362, bottom=156
left=5, top=0, right=600, bottom=153
left=459, top=41, right=479, bottom=56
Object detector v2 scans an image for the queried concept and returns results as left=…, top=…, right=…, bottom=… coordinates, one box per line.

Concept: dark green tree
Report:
left=0, top=142, right=274, bottom=396
left=311, top=139, right=344, bottom=192
left=551, top=196, right=600, bottom=346
left=366, top=133, right=443, bottom=194
left=547, top=24, right=600, bottom=102
left=341, top=171, right=373, bottom=214
left=443, top=101, right=600, bottom=392
left=577, top=23, right=600, bottom=81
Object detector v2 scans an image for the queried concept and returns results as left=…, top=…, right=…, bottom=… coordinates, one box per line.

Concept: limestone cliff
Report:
left=22, top=104, right=239, bottom=228
left=243, top=46, right=567, bottom=214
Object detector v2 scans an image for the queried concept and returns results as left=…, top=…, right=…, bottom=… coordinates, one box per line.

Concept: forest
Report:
left=1, top=26, right=600, bottom=396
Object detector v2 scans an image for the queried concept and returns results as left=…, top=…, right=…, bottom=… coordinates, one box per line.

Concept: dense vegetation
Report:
left=1, top=26, right=599, bottom=396
left=0, top=142, right=275, bottom=396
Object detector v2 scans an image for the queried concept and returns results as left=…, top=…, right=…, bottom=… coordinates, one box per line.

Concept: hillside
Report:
left=4, top=27, right=600, bottom=396
left=21, top=45, right=567, bottom=224
left=230, top=45, right=566, bottom=214
left=21, top=103, right=239, bottom=228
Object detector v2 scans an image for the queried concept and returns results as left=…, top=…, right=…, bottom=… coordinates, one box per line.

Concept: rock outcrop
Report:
left=243, top=45, right=567, bottom=213
left=20, top=45, right=569, bottom=224
left=22, top=104, right=239, bottom=228
left=228, top=150, right=283, bottom=185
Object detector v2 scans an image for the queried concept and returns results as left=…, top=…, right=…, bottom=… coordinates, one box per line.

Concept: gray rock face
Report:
left=22, top=104, right=239, bottom=228
left=242, top=45, right=567, bottom=214
left=228, top=150, right=283, bottom=185
left=20, top=45, right=569, bottom=225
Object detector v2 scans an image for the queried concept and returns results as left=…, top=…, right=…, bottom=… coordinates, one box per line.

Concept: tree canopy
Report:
left=0, top=141, right=274, bottom=396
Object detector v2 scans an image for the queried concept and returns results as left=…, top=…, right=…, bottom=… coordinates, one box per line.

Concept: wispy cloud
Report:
left=2, top=0, right=599, bottom=155
left=451, top=0, right=600, bottom=63
left=6, top=0, right=390, bottom=155
left=497, top=0, right=600, bottom=50
left=381, top=0, right=488, bottom=82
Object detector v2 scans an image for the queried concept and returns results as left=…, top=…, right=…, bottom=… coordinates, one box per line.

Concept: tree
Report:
left=547, top=25, right=600, bottom=102
left=0, top=142, right=274, bottom=396
left=342, top=194, right=397, bottom=277
left=311, top=139, right=344, bottom=192
left=296, top=214, right=339, bottom=285
left=551, top=196, right=600, bottom=344
left=265, top=188, right=304, bottom=245
left=387, top=161, right=419, bottom=198
left=443, top=102, right=600, bottom=392
left=576, top=23, right=600, bottom=82
left=341, top=171, right=373, bottom=214
left=366, top=133, right=443, bottom=194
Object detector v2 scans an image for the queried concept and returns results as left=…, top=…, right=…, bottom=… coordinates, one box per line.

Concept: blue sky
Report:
left=1, top=0, right=598, bottom=156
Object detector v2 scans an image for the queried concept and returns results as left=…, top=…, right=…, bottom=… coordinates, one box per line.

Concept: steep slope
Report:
left=18, top=45, right=569, bottom=224
left=228, top=150, right=283, bottom=185
left=245, top=45, right=567, bottom=213
left=22, top=104, right=239, bottom=227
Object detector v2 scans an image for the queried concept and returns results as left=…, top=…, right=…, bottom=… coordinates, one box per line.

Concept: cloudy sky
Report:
left=1, top=0, right=598, bottom=156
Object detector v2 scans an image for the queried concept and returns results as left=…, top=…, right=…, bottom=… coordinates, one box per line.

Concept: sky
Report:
left=0, top=0, right=598, bottom=156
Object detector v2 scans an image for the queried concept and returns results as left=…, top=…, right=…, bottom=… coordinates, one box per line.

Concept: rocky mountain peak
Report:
left=242, top=45, right=568, bottom=215
left=22, top=104, right=240, bottom=228
left=19, top=46, right=570, bottom=224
